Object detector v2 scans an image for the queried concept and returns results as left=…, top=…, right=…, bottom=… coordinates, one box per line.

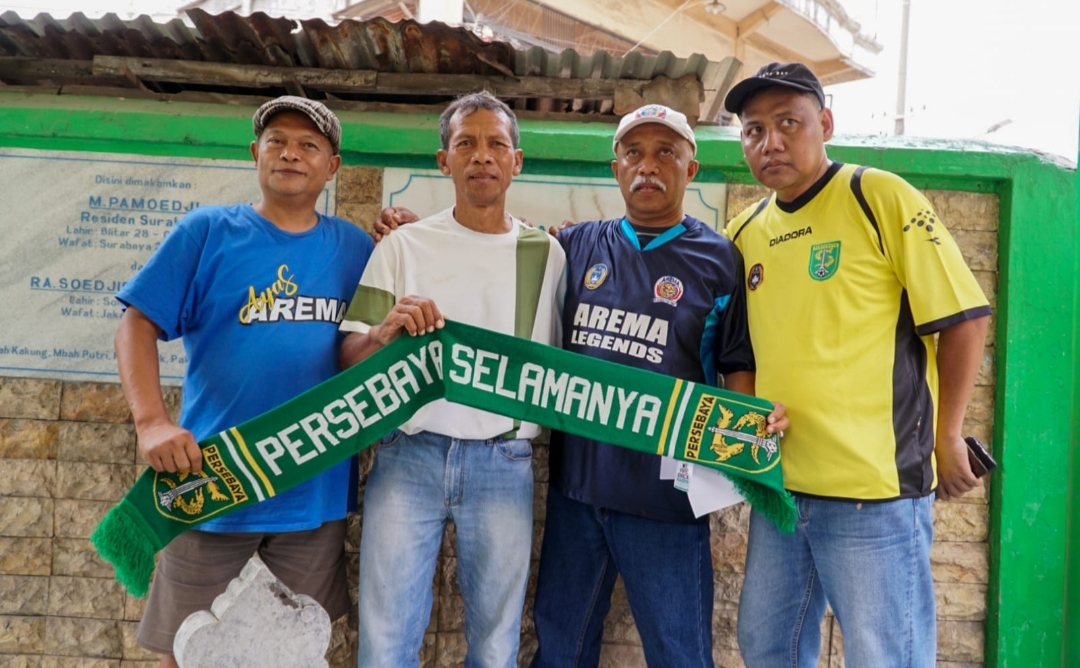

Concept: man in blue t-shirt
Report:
left=375, top=105, right=786, bottom=668
left=114, top=97, right=374, bottom=668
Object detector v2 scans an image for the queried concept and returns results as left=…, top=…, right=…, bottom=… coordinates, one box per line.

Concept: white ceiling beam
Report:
left=737, top=1, right=782, bottom=37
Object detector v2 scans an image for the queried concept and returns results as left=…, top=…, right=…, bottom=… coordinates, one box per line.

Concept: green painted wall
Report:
left=1, top=91, right=1077, bottom=668
left=1064, top=123, right=1080, bottom=668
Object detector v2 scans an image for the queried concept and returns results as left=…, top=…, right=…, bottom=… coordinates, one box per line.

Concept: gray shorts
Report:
left=135, top=520, right=350, bottom=655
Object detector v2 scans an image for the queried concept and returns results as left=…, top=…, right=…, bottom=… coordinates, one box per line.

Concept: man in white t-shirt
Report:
left=338, top=91, right=566, bottom=668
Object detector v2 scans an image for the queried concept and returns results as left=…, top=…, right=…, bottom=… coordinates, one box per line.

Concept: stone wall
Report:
left=0, top=379, right=176, bottom=667
left=0, top=169, right=997, bottom=668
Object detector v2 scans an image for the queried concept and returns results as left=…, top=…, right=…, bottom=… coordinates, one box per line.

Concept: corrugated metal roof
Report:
left=0, top=10, right=721, bottom=119
left=0, top=10, right=515, bottom=72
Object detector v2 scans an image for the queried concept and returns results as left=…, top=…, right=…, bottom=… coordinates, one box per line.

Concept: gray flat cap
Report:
left=252, top=96, right=342, bottom=155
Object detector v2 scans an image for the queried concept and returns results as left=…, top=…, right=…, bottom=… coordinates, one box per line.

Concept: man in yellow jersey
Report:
left=723, top=62, right=991, bottom=668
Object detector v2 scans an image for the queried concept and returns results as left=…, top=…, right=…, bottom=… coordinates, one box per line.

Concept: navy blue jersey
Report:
left=551, top=216, right=755, bottom=523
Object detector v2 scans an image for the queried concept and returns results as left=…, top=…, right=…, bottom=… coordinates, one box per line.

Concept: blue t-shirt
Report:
left=117, top=204, right=374, bottom=532
left=551, top=217, right=755, bottom=523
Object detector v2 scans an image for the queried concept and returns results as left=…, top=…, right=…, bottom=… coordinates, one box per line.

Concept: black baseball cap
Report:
left=723, top=62, right=826, bottom=115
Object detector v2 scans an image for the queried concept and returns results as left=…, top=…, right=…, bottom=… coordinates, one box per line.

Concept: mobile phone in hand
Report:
left=964, top=436, right=997, bottom=478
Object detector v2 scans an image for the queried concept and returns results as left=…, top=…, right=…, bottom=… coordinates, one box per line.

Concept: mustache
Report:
left=630, top=176, right=666, bottom=192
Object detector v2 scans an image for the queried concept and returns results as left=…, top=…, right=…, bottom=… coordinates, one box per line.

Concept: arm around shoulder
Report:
left=372, top=206, right=421, bottom=243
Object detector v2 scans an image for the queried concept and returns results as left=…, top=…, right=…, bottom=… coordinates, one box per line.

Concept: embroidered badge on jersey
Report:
left=584, top=263, right=610, bottom=290
left=904, top=209, right=942, bottom=245
left=634, top=105, right=668, bottom=120
left=653, top=276, right=684, bottom=306
left=748, top=263, right=764, bottom=290
left=808, top=242, right=841, bottom=281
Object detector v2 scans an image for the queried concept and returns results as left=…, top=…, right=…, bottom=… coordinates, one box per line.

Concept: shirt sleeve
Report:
left=338, top=231, right=400, bottom=334
left=705, top=243, right=756, bottom=381
left=722, top=197, right=770, bottom=248
left=549, top=238, right=568, bottom=348
left=863, top=169, right=992, bottom=335
left=721, top=220, right=735, bottom=241
left=115, top=210, right=207, bottom=341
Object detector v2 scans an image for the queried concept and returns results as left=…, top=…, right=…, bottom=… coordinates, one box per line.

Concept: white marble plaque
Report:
left=0, top=148, right=336, bottom=385
left=174, top=556, right=331, bottom=668
left=383, top=168, right=727, bottom=231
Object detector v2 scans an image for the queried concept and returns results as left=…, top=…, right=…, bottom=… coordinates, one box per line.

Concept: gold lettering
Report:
left=237, top=264, right=301, bottom=323
left=201, top=445, right=248, bottom=504
left=274, top=264, right=299, bottom=297
left=685, top=396, right=715, bottom=460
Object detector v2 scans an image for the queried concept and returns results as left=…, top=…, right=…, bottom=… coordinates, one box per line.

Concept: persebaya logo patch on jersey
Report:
left=808, top=242, right=841, bottom=281
left=903, top=209, right=942, bottom=245
left=684, top=395, right=778, bottom=468
left=748, top=264, right=764, bottom=290
left=584, top=264, right=609, bottom=290
left=153, top=445, right=247, bottom=524
left=653, top=276, right=684, bottom=306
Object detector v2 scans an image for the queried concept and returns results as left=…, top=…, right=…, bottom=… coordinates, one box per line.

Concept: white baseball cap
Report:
left=612, top=104, right=697, bottom=156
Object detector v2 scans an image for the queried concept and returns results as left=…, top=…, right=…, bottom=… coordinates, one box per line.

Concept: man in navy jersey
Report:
left=375, top=104, right=784, bottom=667
left=531, top=105, right=766, bottom=668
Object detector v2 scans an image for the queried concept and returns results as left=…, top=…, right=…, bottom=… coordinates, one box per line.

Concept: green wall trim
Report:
left=988, top=158, right=1076, bottom=668
left=1063, top=133, right=1080, bottom=668
left=1, top=91, right=1078, bottom=668
left=2, top=91, right=1070, bottom=186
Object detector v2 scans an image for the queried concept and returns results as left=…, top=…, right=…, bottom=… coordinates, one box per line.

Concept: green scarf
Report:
left=91, top=320, right=795, bottom=596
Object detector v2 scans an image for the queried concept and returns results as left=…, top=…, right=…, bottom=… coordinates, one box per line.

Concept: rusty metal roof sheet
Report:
left=0, top=9, right=719, bottom=119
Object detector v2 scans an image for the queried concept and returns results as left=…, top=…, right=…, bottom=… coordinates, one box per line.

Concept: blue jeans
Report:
left=356, top=430, right=534, bottom=668
left=738, top=494, right=936, bottom=668
left=531, top=485, right=714, bottom=668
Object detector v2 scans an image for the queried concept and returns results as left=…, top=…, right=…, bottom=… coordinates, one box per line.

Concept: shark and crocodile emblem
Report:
left=707, top=404, right=778, bottom=465
left=157, top=470, right=230, bottom=516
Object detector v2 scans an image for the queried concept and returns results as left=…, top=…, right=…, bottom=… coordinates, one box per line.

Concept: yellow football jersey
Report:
left=726, top=162, right=991, bottom=500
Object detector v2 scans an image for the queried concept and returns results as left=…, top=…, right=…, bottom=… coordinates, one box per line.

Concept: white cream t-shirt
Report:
left=340, top=208, right=566, bottom=440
